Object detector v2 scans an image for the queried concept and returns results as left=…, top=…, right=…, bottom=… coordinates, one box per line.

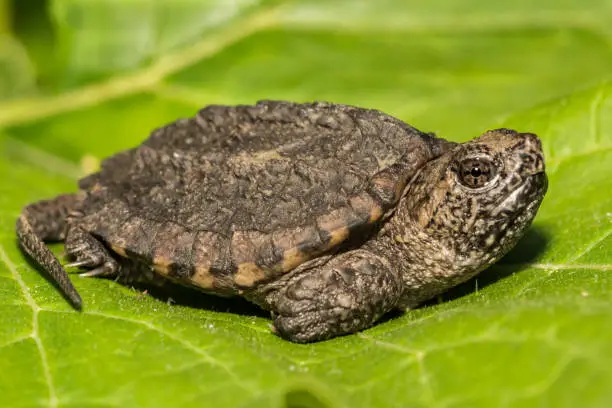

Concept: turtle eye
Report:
left=458, top=157, right=496, bottom=189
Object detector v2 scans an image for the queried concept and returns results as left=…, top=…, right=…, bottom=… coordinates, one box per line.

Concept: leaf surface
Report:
left=0, top=1, right=610, bottom=407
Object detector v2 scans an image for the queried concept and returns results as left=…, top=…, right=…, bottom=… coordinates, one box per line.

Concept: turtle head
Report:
left=406, top=128, right=548, bottom=270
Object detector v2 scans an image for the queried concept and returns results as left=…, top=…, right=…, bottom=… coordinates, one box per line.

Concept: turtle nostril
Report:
left=519, top=152, right=545, bottom=174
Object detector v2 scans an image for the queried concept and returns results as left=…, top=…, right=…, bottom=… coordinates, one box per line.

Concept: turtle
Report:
left=16, top=100, right=548, bottom=343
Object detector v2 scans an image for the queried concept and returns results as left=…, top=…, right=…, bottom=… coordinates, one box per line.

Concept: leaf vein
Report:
left=0, top=5, right=282, bottom=129
left=567, top=226, right=612, bottom=263
left=70, top=310, right=258, bottom=394
left=0, top=245, right=58, bottom=408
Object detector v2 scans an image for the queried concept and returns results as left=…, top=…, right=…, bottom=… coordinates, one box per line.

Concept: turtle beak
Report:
left=517, top=132, right=547, bottom=199
left=518, top=132, right=546, bottom=176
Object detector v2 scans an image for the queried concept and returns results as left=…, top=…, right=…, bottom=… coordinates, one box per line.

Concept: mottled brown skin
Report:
left=16, top=101, right=547, bottom=343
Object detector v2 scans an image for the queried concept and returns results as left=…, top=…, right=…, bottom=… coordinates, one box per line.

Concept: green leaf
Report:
left=0, top=34, right=35, bottom=101
left=1, top=1, right=611, bottom=407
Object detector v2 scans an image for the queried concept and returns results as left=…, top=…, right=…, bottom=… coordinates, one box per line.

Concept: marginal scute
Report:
left=280, top=247, right=309, bottom=272
left=192, top=266, right=215, bottom=289
left=270, top=204, right=368, bottom=274
left=149, top=223, right=195, bottom=279
left=273, top=226, right=322, bottom=253
left=235, top=262, right=266, bottom=287
left=328, top=226, right=350, bottom=248
left=152, top=257, right=173, bottom=276
left=317, top=209, right=354, bottom=249
left=192, top=231, right=228, bottom=289
left=230, top=230, right=276, bottom=286
left=231, top=231, right=270, bottom=263
left=269, top=226, right=318, bottom=271
left=349, top=192, right=384, bottom=224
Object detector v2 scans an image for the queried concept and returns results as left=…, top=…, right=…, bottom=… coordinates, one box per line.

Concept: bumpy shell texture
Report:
left=76, top=101, right=447, bottom=290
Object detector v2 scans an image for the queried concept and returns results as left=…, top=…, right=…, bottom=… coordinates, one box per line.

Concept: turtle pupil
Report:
left=457, top=157, right=497, bottom=189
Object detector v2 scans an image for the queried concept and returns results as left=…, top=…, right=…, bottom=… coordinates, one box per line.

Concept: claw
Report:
left=79, top=265, right=113, bottom=278
left=65, top=259, right=92, bottom=269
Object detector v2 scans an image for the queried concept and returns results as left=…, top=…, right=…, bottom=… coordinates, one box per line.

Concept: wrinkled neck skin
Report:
left=369, top=209, right=490, bottom=309
left=370, top=138, right=547, bottom=308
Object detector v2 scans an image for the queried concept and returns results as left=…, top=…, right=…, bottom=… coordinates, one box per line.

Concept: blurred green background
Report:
left=0, top=1, right=611, bottom=408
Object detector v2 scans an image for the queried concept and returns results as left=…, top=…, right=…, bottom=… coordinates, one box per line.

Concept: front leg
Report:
left=65, top=226, right=119, bottom=278
left=268, top=249, right=403, bottom=343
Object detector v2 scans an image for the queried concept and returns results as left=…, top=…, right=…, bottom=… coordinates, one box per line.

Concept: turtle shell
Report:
left=76, top=101, right=451, bottom=292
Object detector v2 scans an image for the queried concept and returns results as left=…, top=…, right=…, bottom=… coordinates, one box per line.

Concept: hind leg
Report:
left=20, top=194, right=81, bottom=240
left=65, top=226, right=119, bottom=278
left=267, top=249, right=403, bottom=343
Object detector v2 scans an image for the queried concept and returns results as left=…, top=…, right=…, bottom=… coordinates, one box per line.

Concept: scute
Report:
left=78, top=101, right=450, bottom=289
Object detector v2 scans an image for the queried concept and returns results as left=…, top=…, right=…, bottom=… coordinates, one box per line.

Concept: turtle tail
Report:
left=16, top=195, right=83, bottom=309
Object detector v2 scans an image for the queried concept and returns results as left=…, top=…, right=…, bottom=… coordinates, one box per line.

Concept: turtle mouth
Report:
left=478, top=172, right=547, bottom=257
left=491, top=172, right=547, bottom=218
left=527, top=172, right=548, bottom=204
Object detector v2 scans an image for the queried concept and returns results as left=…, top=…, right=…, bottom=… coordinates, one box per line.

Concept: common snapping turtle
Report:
left=16, top=101, right=547, bottom=343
